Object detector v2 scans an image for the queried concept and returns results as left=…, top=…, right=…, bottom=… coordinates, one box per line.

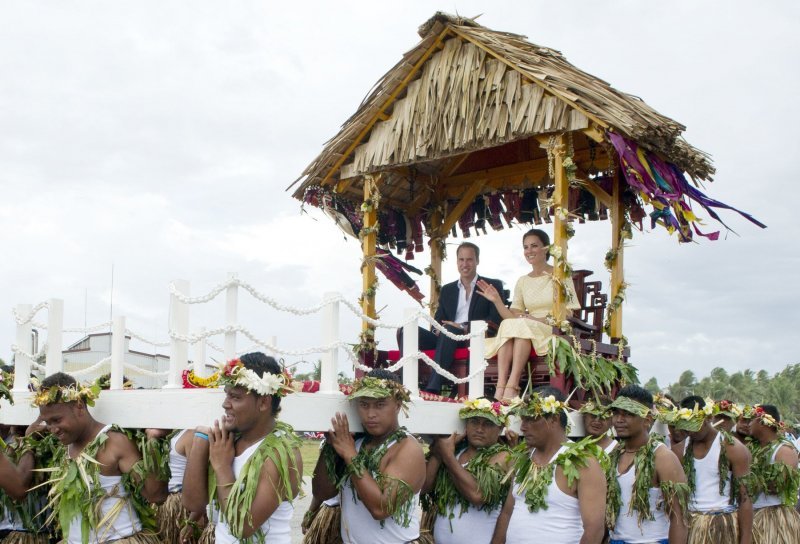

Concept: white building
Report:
left=63, top=333, right=169, bottom=388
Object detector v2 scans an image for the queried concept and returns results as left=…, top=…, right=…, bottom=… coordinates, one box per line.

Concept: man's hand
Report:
left=432, top=433, right=464, bottom=461
left=208, top=421, right=235, bottom=473
left=502, top=429, right=519, bottom=448
left=25, top=417, right=48, bottom=438
left=476, top=279, right=501, bottom=303
left=441, top=321, right=467, bottom=331
left=328, top=413, right=357, bottom=463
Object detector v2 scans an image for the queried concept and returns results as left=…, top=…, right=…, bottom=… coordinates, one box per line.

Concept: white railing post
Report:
left=46, top=298, right=64, bottom=376
left=193, top=327, right=208, bottom=377
left=167, top=279, right=190, bottom=388
left=224, top=273, right=238, bottom=362
left=13, top=304, right=33, bottom=392
left=402, top=308, right=419, bottom=397
left=468, top=320, right=487, bottom=399
left=269, top=336, right=277, bottom=356
left=110, top=316, right=126, bottom=390
left=319, top=292, right=341, bottom=394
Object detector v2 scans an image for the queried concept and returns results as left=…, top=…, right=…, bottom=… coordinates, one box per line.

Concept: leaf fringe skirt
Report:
left=688, top=511, right=738, bottom=544
left=303, top=504, right=343, bottom=544
left=753, top=505, right=800, bottom=544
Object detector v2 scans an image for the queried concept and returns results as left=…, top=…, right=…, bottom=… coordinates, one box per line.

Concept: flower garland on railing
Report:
left=602, top=281, right=628, bottom=337
left=182, top=368, right=221, bottom=388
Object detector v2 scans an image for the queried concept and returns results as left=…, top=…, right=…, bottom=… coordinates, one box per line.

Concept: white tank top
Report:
left=604, top=439, right=619, bottom=454
left=167, top=429, right=188, bottom=493
left=433, top=448, right=501, bottom=544
left=340, top=434, right=420, bottom=544
left=610, top=443, right=670, bottom=542
left=688, top=432, right=734, bottom=512
left=65, top=426, right=142, bottom=544
left=214, top=439, right=293, bottom=544
left=752, top=441, right=791, bottom=509
left=506, top=446, right=583, bottom=544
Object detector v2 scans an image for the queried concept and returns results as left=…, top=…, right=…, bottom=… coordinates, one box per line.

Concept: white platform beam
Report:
left=0, top=391, right=464, bottom=433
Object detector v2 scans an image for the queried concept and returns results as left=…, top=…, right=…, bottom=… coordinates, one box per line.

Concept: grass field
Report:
left=300, top=438, right=322, bottom=476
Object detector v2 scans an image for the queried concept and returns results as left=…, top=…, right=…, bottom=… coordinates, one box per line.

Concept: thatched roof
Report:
left=289, top=12, right=714, bottom=204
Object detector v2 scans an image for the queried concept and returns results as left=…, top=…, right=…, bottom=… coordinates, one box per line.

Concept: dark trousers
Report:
left=396, top=325, right=469, bottom=395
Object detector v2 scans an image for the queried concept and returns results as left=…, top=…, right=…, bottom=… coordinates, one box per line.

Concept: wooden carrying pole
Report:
left=609, top=173, right=625, bottom=338
left=552, top=134, right=569, bottom=321
left=361, top=175, right=379, bottom=330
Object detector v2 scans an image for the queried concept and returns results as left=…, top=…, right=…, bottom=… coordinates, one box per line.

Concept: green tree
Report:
left=643, top=377, right=661, bottom=394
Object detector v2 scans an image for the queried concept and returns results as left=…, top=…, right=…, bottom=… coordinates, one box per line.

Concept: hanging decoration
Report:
left=607, top=132, right=766, bottom=242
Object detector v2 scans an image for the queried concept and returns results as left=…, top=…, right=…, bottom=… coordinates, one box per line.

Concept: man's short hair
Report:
left=40, top=372, right=78, bottom=390
left=758, top=404, right=781, bottom=423
left=680, top=395, right=706, bottom=410
left=239, top=352, right=283, bottom=414
left=456, top=242, right=480, bottom=261
left=365, top=368, right=402, bottom=383
left=616, top=384, right=654, bottom=408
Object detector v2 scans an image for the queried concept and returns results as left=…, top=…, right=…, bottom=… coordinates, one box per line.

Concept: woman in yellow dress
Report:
left=476, top=229, right=579, bottom=400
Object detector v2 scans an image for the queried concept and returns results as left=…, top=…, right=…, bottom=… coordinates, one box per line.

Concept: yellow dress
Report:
left=484, top=274, right=580, bottom=357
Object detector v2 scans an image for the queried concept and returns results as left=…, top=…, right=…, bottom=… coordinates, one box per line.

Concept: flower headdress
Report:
left=752, top=404, right=785, bottom=432
left=459, top=398, right=510, bottom=427
left=713, top=399, right=739, bottom=419
left=739, top=404, right=758, bottom=420
left=661, top=397, right=715, bottom=432
left=511, top=393, right=568, bottom=419
left=217, top=358, right=295, bottom=397
left=579, top=399, right=611, bottom=419
left=347, top=376, right=411, bottom=411
left=31, top=377, right=101, bottom=408
left=0, top=369, right=14, bottom=405
left=608, top=396, right=652, bottom=418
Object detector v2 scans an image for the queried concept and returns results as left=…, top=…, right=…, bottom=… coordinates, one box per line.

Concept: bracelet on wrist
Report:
left=194, top=431, right=209, bottom=441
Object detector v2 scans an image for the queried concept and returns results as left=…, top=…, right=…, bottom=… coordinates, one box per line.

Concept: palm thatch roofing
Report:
left=289, top=12, right=714, bottom=211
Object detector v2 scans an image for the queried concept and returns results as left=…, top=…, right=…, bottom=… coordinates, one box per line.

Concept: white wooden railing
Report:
left=2, top=276, right=492, bottom=432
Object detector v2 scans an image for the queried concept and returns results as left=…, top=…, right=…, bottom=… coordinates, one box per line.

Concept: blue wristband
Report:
left=194, top=431, right=209, bottom=441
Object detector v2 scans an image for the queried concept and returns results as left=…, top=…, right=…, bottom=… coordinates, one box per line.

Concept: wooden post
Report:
left=46, top=299, right=64, bottom=376
left=468, top=320, right=486, bottom=399
left=193, top=327, right=208, bottom=377
left=402, top=308, right=419, bottom=397
left=428, top=207, right=444, bottom=316
left=167, top=279, right=190, bottom=389
left=13, top=304, right=32, bottom=392
left=224, top=273, right=238, bottom=361
left=552, top=135, right=569, bottom=321
left=110, top=316, right=126, bottom=390
left=361, top=175, right=379, bottom=331
left=320, top=292, right=342, bottom=395
left=609, top=174, right=625, bottom=338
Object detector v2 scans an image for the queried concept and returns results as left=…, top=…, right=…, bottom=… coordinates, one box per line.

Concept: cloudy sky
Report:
left=1, top=1, right=797, bottom=387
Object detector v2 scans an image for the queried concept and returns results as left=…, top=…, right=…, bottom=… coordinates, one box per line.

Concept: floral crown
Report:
left=662, top=397, right=715, bottom=432
left=31, top=377, right=101, bottom=408
left=217, top=358, right=295, bottom=397
left=579, top=399, right=611, bottom=418
left=0, top=369, right=14, bottom=405
left=347, top=376, right=411, bottom=409
left=713, top=399, right=739, bottom=419
left=459, top=398, right=510, bottom=426
left=752, top=405, right=785, bottom=432
left=511, top=393, right=568, bottom=419
left=182, top=368, right=221, bottom=389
